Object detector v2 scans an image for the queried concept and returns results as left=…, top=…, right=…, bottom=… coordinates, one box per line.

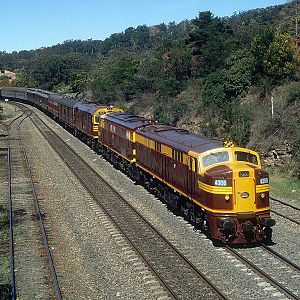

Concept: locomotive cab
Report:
left=197, top=147, right=275, bottom=244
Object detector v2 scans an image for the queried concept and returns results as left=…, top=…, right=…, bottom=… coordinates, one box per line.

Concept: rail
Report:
left=8, top=145, right=15, bottom=300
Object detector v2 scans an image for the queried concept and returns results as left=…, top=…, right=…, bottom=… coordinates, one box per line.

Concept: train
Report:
left=0, top=86, right=276, bottom=244
left=0, top=87, right=123, bottom=147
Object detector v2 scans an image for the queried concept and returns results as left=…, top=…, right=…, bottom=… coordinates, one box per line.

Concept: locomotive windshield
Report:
left=235, top=151, right=258, bottom=165
left=202, top=151, right=229, bottom=168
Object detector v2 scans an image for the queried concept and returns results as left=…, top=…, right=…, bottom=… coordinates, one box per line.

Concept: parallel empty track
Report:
left=270, top=196, right=300, bottom=225
left=6, top=107, right=62, bottom=300
left=225, top=245, right=300, bottom=300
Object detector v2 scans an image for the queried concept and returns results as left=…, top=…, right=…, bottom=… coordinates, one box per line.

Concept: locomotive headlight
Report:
left=241, top=192, right=249, bottom=198
left=214, top=179, right=226, bottom=186
left=260, top=178, right=269, bottom=184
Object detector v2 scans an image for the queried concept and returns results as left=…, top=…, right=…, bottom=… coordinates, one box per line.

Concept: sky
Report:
left=0, top=0, right=289, bottom=53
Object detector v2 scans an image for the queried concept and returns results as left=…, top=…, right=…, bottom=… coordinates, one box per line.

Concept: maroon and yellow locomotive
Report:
left=99, top=113, right=275, bottom=244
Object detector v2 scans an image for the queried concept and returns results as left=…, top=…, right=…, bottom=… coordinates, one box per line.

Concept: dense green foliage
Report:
left=252, top=28, right=297, bottom=84
left=0, top=1, right=299, bottom=177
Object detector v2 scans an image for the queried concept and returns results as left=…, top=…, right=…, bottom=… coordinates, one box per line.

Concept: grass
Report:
left=266, top=166, right=300, bottom=208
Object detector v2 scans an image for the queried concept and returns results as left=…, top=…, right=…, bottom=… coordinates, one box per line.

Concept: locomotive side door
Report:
left=187, top=156, right=197, bottom=199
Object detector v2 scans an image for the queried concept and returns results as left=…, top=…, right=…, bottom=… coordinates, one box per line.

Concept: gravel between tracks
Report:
left=24, top=104, right=299, bottom=300
left=269, top=213, right=300, bottom=265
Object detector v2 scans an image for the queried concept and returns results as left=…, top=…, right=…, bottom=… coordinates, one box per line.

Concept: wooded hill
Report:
left=0, top=1, right=299, bottom=178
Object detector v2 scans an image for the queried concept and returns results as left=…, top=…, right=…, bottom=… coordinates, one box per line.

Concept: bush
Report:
left=154, top=105, right=170, bottom=124
left=228, top=105, right=251, bottom=146
left=286, top=82, right=300, bottom=104
left=202, top=69, right=228, bottom=108
left=170, top=100, right=188, bottom=126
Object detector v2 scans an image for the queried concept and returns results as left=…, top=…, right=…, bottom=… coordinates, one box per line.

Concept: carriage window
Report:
left=235, top=151, right=258, bottom=165
left=94, top=115, right=100, bottom=124
left=202, top=151, right=229, bottom=168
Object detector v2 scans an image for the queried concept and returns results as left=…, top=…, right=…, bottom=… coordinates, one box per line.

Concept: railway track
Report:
left=15, top=103, right=230, bottom=299
left=6, top=108, right=62, bottom=299
left=12, top=102, right=300, bottom=300
left=225, top=245, right=300, bottom=300
left=270, top=196, right=300, bottom=225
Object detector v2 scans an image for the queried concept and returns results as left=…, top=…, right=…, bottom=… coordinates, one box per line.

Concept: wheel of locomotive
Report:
left=156, top=183, right=164, bottom=199
left=264, top=227, right=273, bottom=245
left=131, top=166, right=141, bottom=183
left=153, top=182, right=162, bottom=198
left=188, top=201, right=196, bottom=223
left=91, top=140, right=97, bottom=151
left=180, top=201, right=189, bottom=219
left=163, top=187, right=169, bottom=204
left=169, top=192, right=179, bottom=210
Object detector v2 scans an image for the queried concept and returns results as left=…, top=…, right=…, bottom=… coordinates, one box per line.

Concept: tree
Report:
left=252, top=28, right=297, bottom=83
left=91, top=52, right=140, bottom=102
left=30, top=53, right=89, bottom=90
left=187, top=11, right=236, bottom=76
left=70, top=71, right=89, bottom=93
left=162, top=41, right=191, bottom=80
left=202, top=69, right=228, bottom=108
left=225, top=50, right=255, bottom=98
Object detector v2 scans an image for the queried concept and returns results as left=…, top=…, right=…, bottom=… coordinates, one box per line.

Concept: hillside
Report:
left=0, top=0, right=299, bottom=180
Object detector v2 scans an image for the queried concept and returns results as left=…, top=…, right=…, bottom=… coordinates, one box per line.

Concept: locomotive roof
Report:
left=1, top=86, right=27, bottom=92
left=48, top=93, right=81, bottom=108
left=137, top=124, right=223, bottom=154
left=74, top=101, right=112, bottom=114
left=104, top=113, right=152, bottom=129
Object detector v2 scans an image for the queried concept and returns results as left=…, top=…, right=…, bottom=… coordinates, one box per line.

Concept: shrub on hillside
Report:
left=285, top=82, right=300, bottom=104
left=154, top=105, right=170, bottom=124
left=170, top=100, right=188, bottom=126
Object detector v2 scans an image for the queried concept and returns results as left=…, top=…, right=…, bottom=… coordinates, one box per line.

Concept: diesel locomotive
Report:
left=98, top=113, right=276, bottom=244
left=0, top=86, right=276, bottom=244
